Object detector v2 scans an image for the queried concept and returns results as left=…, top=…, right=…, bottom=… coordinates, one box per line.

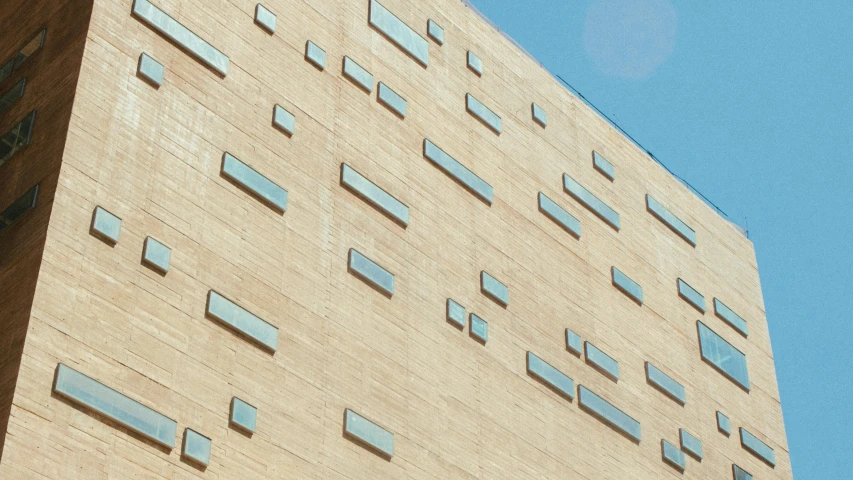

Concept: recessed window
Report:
left=137, top=53, right=164, bottom=87
left=131, top=0, right=229, bottom=76
left=221, top=152, right=288, bottom=212
left=206, top=290, right=279, bottom=351
left=646, top=194, right=696, bottom=246
left=563, top=175, right=620, bottom=230
left=538, top=192, right=581, bottom=239
left=427, top=20, right=444, bottom=45
left=377, top=82, right=407, bottom=118
left=423, top=139, right=493, bottom=204
left=0, top=78, right=26, bottom=116
left=585, top=342, right=619, bottom=381
left=0, top=184, right=38, bottom=234
left=305, top=41, right=326, bottom=69
left=697, top=321, right=750, bottom=391
left=52, top=363, right=177, bottom=448
left=466, top=93, right=501, bottom=134
left=714, top=298, right=749, bottom=337
left=578, top=385, right=641, bottom=443
left=182, top=428, right=212, bottom=467
left=717, top=411, right=731, bottom=436
left=90, top=206, right=122, bottom=244
left=344, top=409, right=394, bottom=458
left=593, top=151, right=614, bottom=181
left=611, top=267, right=643, bottom=305
left=467, top=51, right=483, bottom=76
left=469, top=313, right=488, bottom=343
left=341, top=164, right=409, bottom=226
left=526, top=352, right=574, bottom=400
left=142, top=236, right=171, bottom=273
left=679, top=428, right=703, bottom=460
left=446, top=299, right=465, bottom=329
left=368, top=0, right=428, bottom=66
left=0, top=110, right=36, bottom=168
left=348, top=248, right=395, bottom=297
left=678, top=278, right=706, bottom=313
left=0, top=29, right=46, bottom=84
left=739, top=427, right=775, bottom=467
left=342, top=56, right=373, bottom=92
left=645, top=362, right=685, bottom=405
left=480, top=271, right=508, bottom=307
left=254, top=4, right=276, bottom=33
left=230, top=397, right=258, bottom=434
left=661, top=439, right=685, bottom=471
left=531, top=103, right=547, bottom=127
left=272, top=104, right=295, bottom=136
left=565, top=329, right=582, bottom=356
left=733, top=464, right=753, bottom=480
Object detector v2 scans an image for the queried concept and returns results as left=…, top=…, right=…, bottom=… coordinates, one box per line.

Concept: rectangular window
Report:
left=647, top=194, right=696, bottom=246
left=368, top=0, right=428, bottom=67
left=714, top=298, right=749, bottom=337
left=137, top=53, right=164, bottom=87
left=344, top=409, right=394, bottom=458
left=563, top=175, right=620, bottom=230
left=740, top=427, right=776, bottom=466
left=717, top=411, right=731, bottom=435
left=221, top=152, right=288, bottom=212
left=578, top=385, right=641, bottom=442
left=348, top=248, right=395, bottom=296
left=273, top=104, right=295, bottom=136
left=565, top=329, right=582, bottom=356
left=480, top=271, right=509, bottom=307
left=423, top=139, right=493, bottom=204
left=678, top=278, right=706, bottom=313
left=142, top=236, right=171, bottom=273
left=0, top=184, right=38, bottom=233
left=446, top=299, right=465, bottom=329
left=527, top=352, right=575, bottom=400
left=645, top=362, right=685, bottom=405
left=733, top=464, right=753, bottom=480
left=52, top=364, right=177, bottom=448
left=377, top=82, right=407, bottom=118
left=0, top=78, right=26, bottom=116
left=0, top=110, right=36, bottom=168
left=585, top=342, right=619, bottom=381
left=538, top=192, right=581, bottom=238
left=532, top=103, right=547, bottom=127
left=131, top=0, right=229, bottom=76
left=230, top=397, right=257, bottom=434
left=466, top=93, right=501, bottom=134
left=661, top=439, right=686, bottom=471
left=467, top=51, right=483, bottom=76
left=0, top=29, right=45, bottom=84
left=697, top=321, right=750, bottom=391
left=254, top=4, right=276, bottom=33
left=593, top=151, right=614, bottom=181
left=679, top=428, right=703, bottom=460
left=181, top=428, right=211, bottom=466
left=469, top=313, right=488, bottom=343
left=206, top=290, right=279, bottom=351
left=611, top=267, right=643, bottom=305
left=305, top=40, right=326, bottom=70
left=342, top=56, right=373, bottom=92
left=340, top=164, right=408, bottom=226
left=427, top=20, right=444, bottom=45
left=90, top=206, right=122, bottom=244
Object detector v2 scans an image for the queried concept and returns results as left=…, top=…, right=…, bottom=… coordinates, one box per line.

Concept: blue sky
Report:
left=468, top=0, right=853, bottom=477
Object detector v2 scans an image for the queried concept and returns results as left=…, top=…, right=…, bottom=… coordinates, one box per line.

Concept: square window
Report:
left=181, top=428, right=211, bottom=467
left=91, top=206, right=122, bottom=244
left=142, top=236, right=171, bottom=273
left=230, top=397, right=258, bottom=434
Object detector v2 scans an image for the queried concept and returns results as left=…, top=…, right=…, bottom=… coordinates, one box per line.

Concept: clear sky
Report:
left=467, top=0, right=853, bottom=477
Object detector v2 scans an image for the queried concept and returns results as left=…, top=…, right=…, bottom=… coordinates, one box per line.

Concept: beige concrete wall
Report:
left=0, top=0, right=790, bottom=478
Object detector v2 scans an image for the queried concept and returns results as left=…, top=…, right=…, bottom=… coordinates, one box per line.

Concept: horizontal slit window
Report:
left=52, top=364, right=177, bottom=448
left=611, top=267, right=643, bottom=304
left=740, top=427, right=776, bottom=467
left=368, top=0, right=428, bottom=66
left=377, top=82, right=407, bottom=117
left=565, top=329, right=582, bottom=356
left=733, top=464, right=753, bottom=480
left=0, top=184, right=38, bottom=233
left=131, top=0, right=229, bottom=76
left=221, top=152, right=288, bottom=212
left=340, top=163, right=408, bottom=226
left=480, top=271, right=508, bottom=307
left=646, top=194, right=696, bottom=246
left=526, top=352, right=574, bottom=400
left=678, top=278, right=706, bottom=312
left=0, top=78, right=26, bottom=116
left=342, top=56, right=373, bottom=92
left=578, top=385, right=641, bottom=442
left=344, top=409, right=394, bottom=458
left=0, top=110, right=36, bottom=168
left=423, top=139, right=493, bottom=204
left=348, top=248, right=395, bottom=296
left=697, top=321, right=750, bottom=391
left=563, top=175, right=620, bottom=230
left=467, top=51, right=483, bottom=75
left=538, top=192, right=581, bottom=238
left=645, top=362, right=685, bottom=405
left=427, top=20, right=444, bottom=45
left=585, top=342, right=619, bottom=381
left=714, top=298, right=749, bottom=337
left=305, top=40, right=326, bottom=69
left=465, top=93, right=501, bottom=134
left=206, top=290, right=279, bottom=351
left=593, top=151, right=614, bottom=181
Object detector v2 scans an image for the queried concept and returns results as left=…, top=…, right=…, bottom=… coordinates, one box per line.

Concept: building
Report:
left=0, top=0, right=791, bottom=478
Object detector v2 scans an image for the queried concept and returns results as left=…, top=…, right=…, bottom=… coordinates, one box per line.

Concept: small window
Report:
left=137, top=53, right=164, bottom=87
left=272, top=104, right=295, bottom=136
left=427, top=20, right=444, bottom=45
left=0, top=184, right=38, bottom=234
left=565, top=328, right=582, bottom=356
left=348, top=248, right=395, bottom=297
left=739, top=427, right=776, bottom=467
left=717, top=411, right=731, bottom=435
left=526, top=351, right=574, bottom=400
left=254, top=4, right=277, bottom=33
left=697, top=321, right=750, bottom=391
left=714, top=298, right=749, bottom=337
left=221, top=152, right=288, bottom=212
left=661, top=439, right=685, bottom=472
left=538, top=192, right=581, bottom=239
left=0, top=29, right=46, bottom=84
left=368, top=0, right=429, bottom=67
left=585, top=342, right=619, bottom=381
left=90, top=206, right=122, bottom=244
left=469, top=313, right=488, bottom=343
left=467, top=51, right=483, bottom=76
left=465, top=93, right=501, bottom=134
left=206, top=290, right=279, bottom=352
left=480, top=271, right=508, bottom=307
left=142, top=236, right=171, bottom=273
left=0, top=78, right=26, bottom=116
left=647, top=194, right=696, bottom=246
left=423, top=139, right=493, bottom=204
left=230, top=397, right=258, bottom=434
left=611, top=266, right=643, bottom=305
left=305, top=40, right=326, bottom=70
left=592, top=151, right=614, bottom=181
left=531, top=103, right=547, bottom=127
left=678, top=278, right=706, bottom=313
left=563, top=175, right=620, bottom=230
left=377, top=82, right=407, bottom=118
left=181, top=428, right=212, bottom=467
left=344, top=409, right=394, bottom=458
left=446, top=299, right=465, bottom=329
left=679, top=428, right=703, bottom=460
left=0, top=110, right=36, bottom=168
left=645, top=362, right=685, bottom=405
left=578, top=385, right=641, bottom=443
left=340, top=163, right=409, bottom=226
left=342, top=56, right=373, bottom=93
left=733, top=464, right=753, bottom=480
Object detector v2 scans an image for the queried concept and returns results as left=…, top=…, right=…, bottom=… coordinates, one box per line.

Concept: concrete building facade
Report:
left=0, top=0, right=791, bottom=479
